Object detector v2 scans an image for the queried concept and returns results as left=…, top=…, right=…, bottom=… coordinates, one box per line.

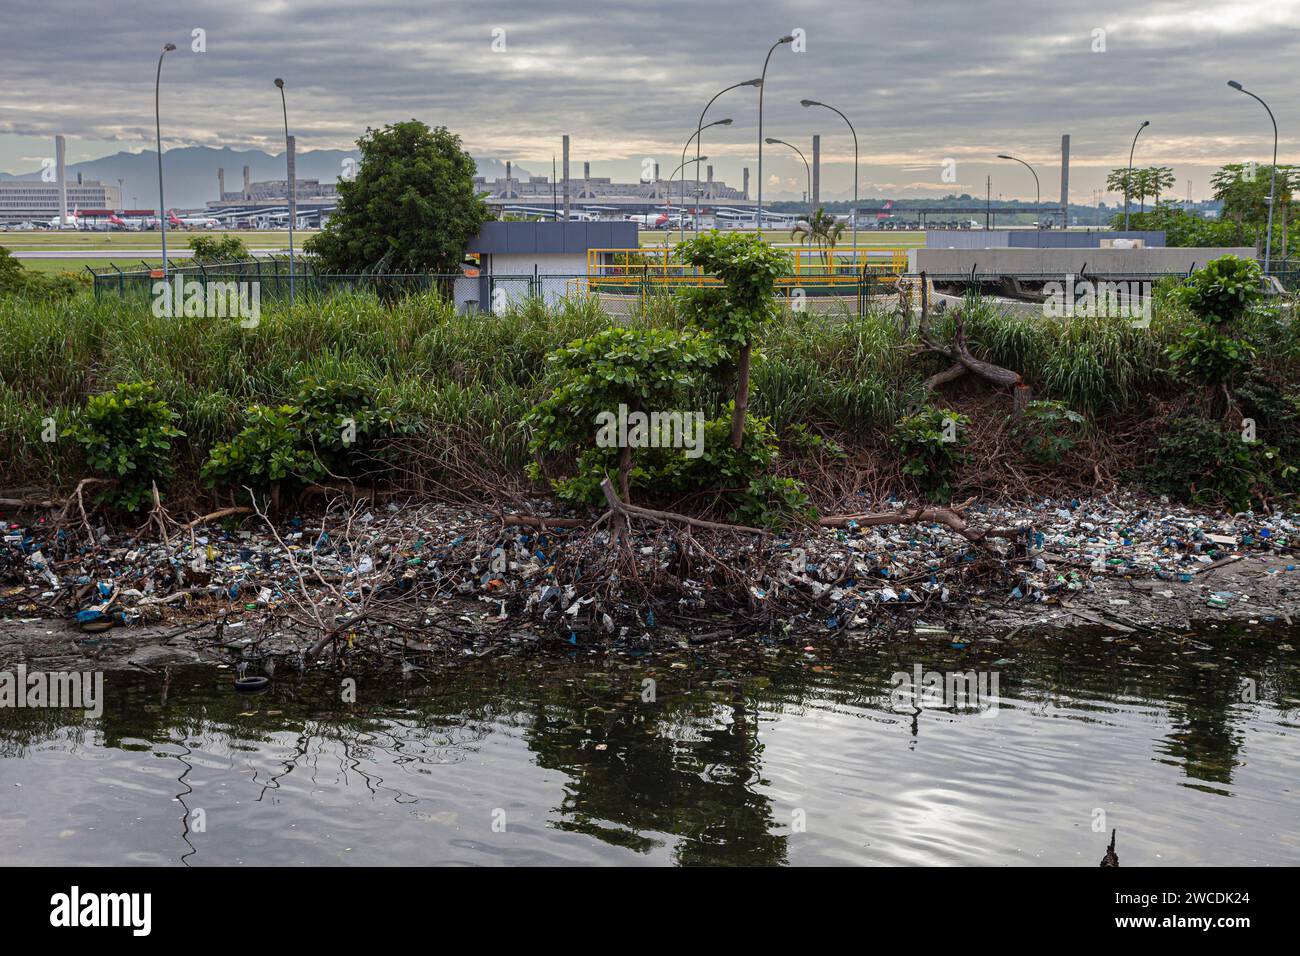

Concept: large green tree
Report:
left=306, top=120, right=489, bottom=274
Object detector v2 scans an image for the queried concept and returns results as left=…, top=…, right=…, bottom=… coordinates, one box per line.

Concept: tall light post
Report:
left=274, top=78, right=295, bottom=307
left=154, top=43, right=176, bottom=280
left=1228, top=80, right=1279, bottom=275
left=669, top=156, right=707, bottom=238
left=996, top=153, right=1040, bottom=245
left=756, top=35, right=795, bottom=232
left=681, top=119, right=731, bottom=242
left=803, top=99, right=858, bottom=273
left=1124, top=120, right=1149, bottom=232
left=765, top=138, right=810, bottom=219
left=692, top=78, right=762, bottom=237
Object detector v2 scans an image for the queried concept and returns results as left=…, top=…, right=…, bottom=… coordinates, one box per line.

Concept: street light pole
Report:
left=756, top=36, right=794, bottom=233
left=680, top=119, right=731, bottom=242
left=691, top=79, right=761, bottom=238
left=996, top=153, right=1040, bottom=245
left=154, top=43, right=176, bottom=280
left=274, top=78, right=295, bottom=308
left=669, top=155, right=708, bottom=239
left=803, top=99, right=858, bottom=272
left=765, top=138, right=810, bottom=220
left=1228, top=80, right=1278, bottom=274
left=1124, top=120, right=1149, bottom=232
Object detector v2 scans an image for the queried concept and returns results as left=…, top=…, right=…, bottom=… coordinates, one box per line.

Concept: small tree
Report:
left=306, top=120, right=489, bottom=274
left=525, top=326, right=719, bottom=503
left=675, top=232, right=790, bottom=449
left=188, top=234, right=249, bottom=263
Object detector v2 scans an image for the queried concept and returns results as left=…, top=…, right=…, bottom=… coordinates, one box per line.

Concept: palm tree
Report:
left=790, top=207, right=845, bottom=272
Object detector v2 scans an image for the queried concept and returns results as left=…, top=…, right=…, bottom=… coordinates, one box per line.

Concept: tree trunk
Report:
left=730, top=342, right=752, bottom=449
left=618, top=443, right=633, bottom=503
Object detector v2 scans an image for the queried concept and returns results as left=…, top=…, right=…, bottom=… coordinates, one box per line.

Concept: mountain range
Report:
left=0, top=147, right=530, bottom=210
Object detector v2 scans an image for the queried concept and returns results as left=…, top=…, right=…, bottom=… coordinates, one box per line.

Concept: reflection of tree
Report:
left=527, top=677, right=788, bottom=866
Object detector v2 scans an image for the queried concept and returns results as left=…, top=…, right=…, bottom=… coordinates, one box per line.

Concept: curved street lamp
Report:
left=803, top=99, right=858, bottom=271
left=668, top=155, right=707, bottom=237
left=765, top=137, right=810, bottom=218
left=274, top=78, right=295, bottom=308
left=155, top=43, right=177, bottom=280
left=690, top=78, right=761, bottom=237
left=996, top=153, right=1041, bottom=246
left=1228, top=80, right=1279, bottom=274
left=756, top=36, right=795, bottom=231
left=680, top=118, right=732, bottom=242
left=1124, top=120, right=1150, bottom=232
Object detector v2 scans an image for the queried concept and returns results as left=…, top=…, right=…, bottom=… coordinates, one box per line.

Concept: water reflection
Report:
left=0, top=626, right=1296, bottom=866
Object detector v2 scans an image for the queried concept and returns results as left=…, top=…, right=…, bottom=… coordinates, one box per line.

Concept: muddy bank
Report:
left=2, top=494, right=1297, bottom=672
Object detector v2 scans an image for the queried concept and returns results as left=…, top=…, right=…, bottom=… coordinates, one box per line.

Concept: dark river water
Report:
left=2, top=626, right=1297, bottom=866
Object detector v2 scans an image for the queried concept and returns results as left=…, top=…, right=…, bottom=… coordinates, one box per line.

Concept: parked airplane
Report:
left=46, top=206, right=80, bottom=229
left=625, top=213, right=670, bottom=229
left=167, top=209, right=222, bottom=229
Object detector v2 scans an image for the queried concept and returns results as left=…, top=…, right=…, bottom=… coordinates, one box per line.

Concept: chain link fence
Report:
left=90, top=260, right=1300, bottom=316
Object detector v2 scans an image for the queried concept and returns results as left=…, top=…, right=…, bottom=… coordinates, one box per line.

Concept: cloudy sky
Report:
left=1, top=0, right=1296, bottom=202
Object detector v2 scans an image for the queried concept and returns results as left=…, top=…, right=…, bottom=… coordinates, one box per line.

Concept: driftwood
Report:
left=915, top=270, right=1025, bottom=396
left=599, top=477, right=765, bottom=536
left=819, top=497, right=1028, bottom=546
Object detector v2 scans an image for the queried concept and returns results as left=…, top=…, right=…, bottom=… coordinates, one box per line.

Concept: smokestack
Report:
left=562, top=135, right=570, bottom=219
left=812, top=134, right=820, bottom=210
left=707, top=164, right=714, bottom=201
left=55, top=135, right=67, bottom=227
left=218, top=168, right=225, bottom=200
left=583, top=161, right=590, bottom=198
left=1060, top=134, right=1070, bottom=230
left=505, top=161, right=512, bottom=198
left=243, top=165, right=251, bottom=200
left=743, top=167, right=750, bottom=201
left=286, top=136, right=297, bottom=228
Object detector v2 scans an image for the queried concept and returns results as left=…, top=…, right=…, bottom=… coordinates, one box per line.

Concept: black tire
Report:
left=234, top=676, right=270, bottom=692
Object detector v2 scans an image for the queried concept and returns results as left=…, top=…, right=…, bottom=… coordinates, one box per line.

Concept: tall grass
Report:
left=0, top=282, right=1263, bottom=492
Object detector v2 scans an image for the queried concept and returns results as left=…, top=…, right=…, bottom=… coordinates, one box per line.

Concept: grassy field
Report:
left=0, top=229, right=310, bottom=250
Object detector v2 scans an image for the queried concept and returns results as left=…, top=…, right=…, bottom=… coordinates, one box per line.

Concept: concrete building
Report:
left=458, top=220, right=638, bottom=311
left=0, top=178, right=122, bottom=223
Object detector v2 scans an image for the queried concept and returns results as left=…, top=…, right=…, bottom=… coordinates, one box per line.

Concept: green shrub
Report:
left=67, top=381, right=185, bottom=511
left=202, top=403, right=324, bottom=493
left=1011, top=399, right=1086, bottom=466
left=892, top=406, right=969, bottom=501
left=1143, top=416, right=1291, bottom=510
left=1168, top=323, right=1257, bottom=388
left=188, top=234, right=250, bottom=263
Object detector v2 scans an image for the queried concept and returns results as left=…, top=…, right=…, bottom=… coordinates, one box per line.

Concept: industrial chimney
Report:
left=55, top=135, right=67, bottom=227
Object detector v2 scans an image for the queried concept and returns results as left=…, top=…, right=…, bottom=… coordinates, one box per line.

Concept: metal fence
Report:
left=89, top=260, right=1300, bottom=316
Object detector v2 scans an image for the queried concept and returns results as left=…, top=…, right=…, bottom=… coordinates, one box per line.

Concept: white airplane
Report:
left=167, top=209, right=222, bottom=229
left=625, top=212, right=670, bottom=229
left=46, top=206, right=81, bottom=229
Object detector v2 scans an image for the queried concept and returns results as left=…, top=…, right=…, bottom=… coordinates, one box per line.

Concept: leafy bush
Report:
left=1143, top=416, right=1291, bottom=510
left=188, top=234, right=250, bottom=263
left=202, top=377, right=406, bottom=497
left=67, top=381, right=184, bottom=511
left=525, top=325, right=720, bottom=502
left=1168, top=323, right=1257, bottom=388
left=892, top=406, right=969, bottom=501
left=1172, top=254, right=1263, bottom=326
left=1011, top=400, right=1086, bottom=466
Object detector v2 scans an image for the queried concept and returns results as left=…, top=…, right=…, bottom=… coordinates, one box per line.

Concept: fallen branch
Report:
left=600, top=477, right=766, bottom=535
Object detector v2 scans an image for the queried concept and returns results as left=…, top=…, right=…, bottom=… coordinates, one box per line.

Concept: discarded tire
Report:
left=234, top=676, right=270, bottom=692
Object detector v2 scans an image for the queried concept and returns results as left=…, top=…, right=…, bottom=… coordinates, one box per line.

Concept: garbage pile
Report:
left=2, top=493, right=1297, bottom=660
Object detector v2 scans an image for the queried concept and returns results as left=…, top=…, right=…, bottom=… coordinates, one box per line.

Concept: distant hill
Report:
left=0, top=146, right=530, bottom=211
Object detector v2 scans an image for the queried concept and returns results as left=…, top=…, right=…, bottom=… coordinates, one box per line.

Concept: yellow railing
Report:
left=585, top=247, right=908, bottom=283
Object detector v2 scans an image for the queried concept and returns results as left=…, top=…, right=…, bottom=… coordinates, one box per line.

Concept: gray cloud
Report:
left=1, top=0, right=1296, bottom=200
